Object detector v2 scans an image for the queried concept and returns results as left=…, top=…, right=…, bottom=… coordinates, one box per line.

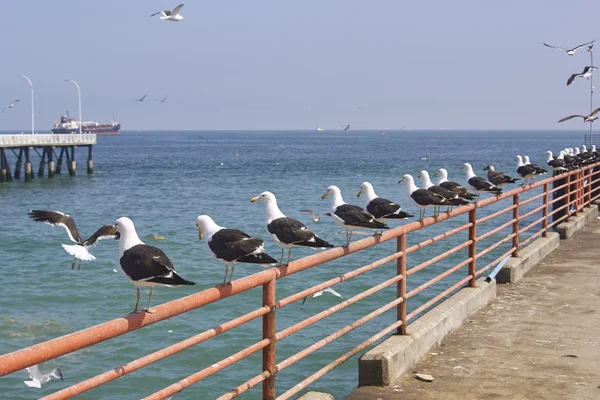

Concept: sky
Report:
left=1, top=0, right=599, bottom=131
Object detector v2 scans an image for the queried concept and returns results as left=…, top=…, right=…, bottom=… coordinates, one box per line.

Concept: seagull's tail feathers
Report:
left=238, top=252, right=278, bottom=265
left=449, top=198, right=470, bottom=206
left=296, top=236, right=334, bottom=249
left=460, top=192, right=478, bottom=201
left=151, top=271, right=196, bottom=286
left=50, top=368, right=63, bottom=381
left=24, top=380, right=42, bottom=389
left=487, top=187, right=503, bottom=195
left=364, top=220, right=389, bottom=229
left=61, top=244, right=96, bottom=261
left=384, top=211, right=414, bottom=220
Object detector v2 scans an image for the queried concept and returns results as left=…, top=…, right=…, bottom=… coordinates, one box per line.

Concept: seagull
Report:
left=459, top=163, right=502, bottom=200
left=321, top=186, right=388, bottom=245
left=150, top=3, right=185, bottom=21
left=2, top=99, right=19, bottom=113
left=28, top=210, right=119, bottom=270
left=482, top=165, right=520, bottom=186
left=567, top=66, right=598, bottom=86
left=514, top=155, right=544, bottom=186
left=543, top=150, right=568, bottom=174
left=250, top=191, right=333, bottom=265
left=357, top=181, right=413, bottom=226
left=109, top=217, right=196, bottom=313
left=343, top=124, right=350, bottom=131
left=195, top=215, right=277, bottom=285
left=434, top=168, right=477, bottom=201
left=134, top=94, right=147, bottom=102
left=523, top=156, right=548, bottom=175
left=558, top=108, right=600, bottom=123
left=24, top=364, right=63, bottom=389
left=543, top=39, right=596, bottom=56
left=155, top=95, right=168, bottom=103
left=398, top=174, right=456, bottom=219
left=418, top=171, right=470, bottom=214
left=299, top=209, right=321, bottom=222
left=301, top=287, right=343, bottom=309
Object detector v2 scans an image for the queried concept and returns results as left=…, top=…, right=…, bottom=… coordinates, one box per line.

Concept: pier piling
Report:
left=0, top=148, right=6, bottom=183
left=56, top=148, right=64, bottom=174
left=14, top=149, right=23, bottom=179
left=38, top=148, right=46, bottom=178
left=24, top=147, right=33, bottom=181
left=69, top=146, right=76, bottom=176
left=87, top=145, right=93, bottom=174
left=48, top=147, right=55, bottom=178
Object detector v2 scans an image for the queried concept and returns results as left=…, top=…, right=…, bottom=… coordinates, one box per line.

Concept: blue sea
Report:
left=0, top=130, right=584, bottom=399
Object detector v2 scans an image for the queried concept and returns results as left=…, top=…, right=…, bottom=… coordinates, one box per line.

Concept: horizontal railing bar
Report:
left=547, top=181, right=570, bottom=195
left=547, top=203, right=569, bottom=218
left=475, top=204, right=516, bottom=224
left=475, top=247, right=517, bottom=277
left=275, top=296, right=405, bottom=374
left=518, top=203, right=547, bottom=221
left=547, top=211, right=570, bottom=229
left=547, top=192, right=569, bottom=206
left=475, top=233, right=515, bottom=260
left=276, top=274, right=404, bottom=341
left=217, top=370, right=271, bottom=400
left=475, top=218, right=516, bottom=242
left=275, top=319, right=405, bottom=400
left=406, top=275, right=473, bottom=321
left=406, top=258, right=471, bottom=299
left=276, top=250, right=404, bottom=309
left=404, top=222, right=473, bottom=255
left=41, top=306, right=271, bottom=400
left=518, top=191, right=546, bottom=207
left=142, top=339, right=271, bottom=400
left=406, top=240, right=472, bottom=277
left=518, top=215, right=546, bottom=236
left=518, top=227, right=546, bottom=248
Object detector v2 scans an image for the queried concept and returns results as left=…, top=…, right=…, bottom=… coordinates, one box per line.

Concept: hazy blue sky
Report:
left=1, top=1, right=599, bottom=131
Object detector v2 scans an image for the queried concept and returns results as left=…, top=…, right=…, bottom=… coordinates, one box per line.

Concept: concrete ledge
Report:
left=555, top=204, right=598, bottom=239
left=497, top=232, right=560, bottom=284
left=358, top=278, right=495, bottom=387
left=297, top=392, right=334, bottom=400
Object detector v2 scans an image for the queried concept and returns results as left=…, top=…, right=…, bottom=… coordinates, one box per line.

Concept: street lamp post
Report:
left=17, top=74, right=35, bottom=134
left=65, top=79, right=82, bottom=134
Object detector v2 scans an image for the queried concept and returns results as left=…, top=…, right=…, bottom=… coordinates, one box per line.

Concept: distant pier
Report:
left=0, top=133, right=96, bottom=183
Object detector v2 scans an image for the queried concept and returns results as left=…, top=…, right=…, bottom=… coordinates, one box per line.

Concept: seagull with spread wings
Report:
left=150, top=3, right=185, bottom=21
left=558, top=107, right=600, bottom=123
left=2, top=99, right=19, bottom=113
left=134, top=94, right=147, bottom=102
left=567, top=66, right=598, bottom=86
left=543, top=39, right=595, bottom=56
left=155, top=95, right=168, bottom=103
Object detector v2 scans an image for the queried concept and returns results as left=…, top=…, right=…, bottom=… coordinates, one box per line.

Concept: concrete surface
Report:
left=358, top=278, right=496, bottom=386
left=555, top=204, right=598, bottom=239
left=297, top=392, right=335, bottom=400
left=347, top=220, right=600, bottom=400
left=497, top=232, right=559, bottom=284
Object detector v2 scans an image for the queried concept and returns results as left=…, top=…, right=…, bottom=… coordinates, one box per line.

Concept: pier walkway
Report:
left=348, top=220, right=600, bottom=400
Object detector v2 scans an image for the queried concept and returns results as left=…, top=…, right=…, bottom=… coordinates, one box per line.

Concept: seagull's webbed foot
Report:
left=143, top=307, right=156, bottom=314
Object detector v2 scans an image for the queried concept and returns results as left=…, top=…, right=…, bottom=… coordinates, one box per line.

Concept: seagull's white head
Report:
left=397, top=173, right=414, bottom=185
left=459, top=163, right=473, bottom=172
left=582, top=145, right=588, bottom=151
left=111, top=217, right=136, bottom=236
left=250, top=191, right=276, bottom=204
left=322, top=185, right=341, bottom=200
left=195, top=215, right=219, bottom=241
left=592, top=145, right=597, bottom=152
left=357, top=181, right=374, bottom=198
left=434, top=168, right=448, bottom=179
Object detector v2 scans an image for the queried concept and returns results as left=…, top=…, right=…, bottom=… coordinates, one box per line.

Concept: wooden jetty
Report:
left=0, top=133, right=96, bottom=183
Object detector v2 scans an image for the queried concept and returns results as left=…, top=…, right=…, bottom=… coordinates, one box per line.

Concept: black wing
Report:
left=488, top=171, right=519, bottom=185
left=411, top=189, right=451, bottom=206
left=28, top=210, right=82, bottom=244
left=82, top=224, right=119, bottom=247
left=268, top=217, right=315, bottom=245
left=469, top=177, right=501, bottom=192
left=366, top=197, right=400, bottom=219
left=335, top=204, right=388, bottom=229
left=209, top=228, right=275, bottom=263
left=121, top=244, right=176, bottom=282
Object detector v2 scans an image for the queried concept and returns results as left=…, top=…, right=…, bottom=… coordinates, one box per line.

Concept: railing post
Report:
left=566, top=172, right=572, bottom=222
left=587, top=166, right=593, bottom=206
left=512, top=194, right=519, bottom=257
left=262, top=279, right=276, bottom=400
left=468, top=208, right=476, bottom=287
left=542, top=183, right=549, bottom=237
left=397, top=233, right=407, bottom=335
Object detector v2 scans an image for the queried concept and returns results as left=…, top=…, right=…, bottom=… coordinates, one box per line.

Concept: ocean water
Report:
left=0, top=130, right=584, bottom=399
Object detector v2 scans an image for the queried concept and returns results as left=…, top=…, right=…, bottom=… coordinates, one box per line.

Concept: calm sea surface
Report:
left=0, top=130, right=583, bottom=399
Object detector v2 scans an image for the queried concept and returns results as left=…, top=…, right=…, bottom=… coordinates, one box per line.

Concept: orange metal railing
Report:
left=1, top=163, right=599, bottom=400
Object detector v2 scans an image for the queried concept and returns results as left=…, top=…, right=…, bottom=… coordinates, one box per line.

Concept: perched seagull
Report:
left=483, top=165, right=520, bottom=186
left=543, top=39, right=596, bottom=56
left=357, top=181, right=413, bottom=226
left=28, top=210, right=119, bottom=270
left=460, top=163, right=502, bottom=199
left=543, top=151, right=568, bottom=174
left=155, top=95, right=168, bottom=103
left=434, top=168, right=477, bottom=201
left=514, top=156, right=544, bottom=186
left=24, top=364, right=63, bottom=389
left=299, top=209, right=321, bottom=222
left=195, top=215, right=277, bottom=285
left=250, top=191, right=333, bottom=265
left=301, top=287, right=343, bottom=309
left=523, top=156, right=548, bottom=175
left=567, top=66, right=598, bottom=86
left=150, top=3, right=185, bottom=21
left=398, top=174, right=455, bottom=219
left=417, top=171, right=470, bottom=208
left=134, top=94, right=147, bottom=102
left=321, top=185, right=388, bottom=245
left=110, top=217, right=196, bottom=313
left=2, top=99, right=19, bottom=113
left=558, top=107, right=600, bottom=123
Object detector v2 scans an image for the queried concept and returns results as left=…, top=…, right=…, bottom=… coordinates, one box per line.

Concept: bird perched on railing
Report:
left=523, top=156, right=548, bottom=175
left=543, top=151, right=568, bottom=175
left=434, top=168, right=477, bottom=201
left=398, top=174, right=456, bottom=219
left=460, top=163, right=502, bottom=200
left=418, top=170, right=470, bottom=214
left=515, top=156, right=545, bottom=186
left=357, top=181, right=413, bottom=229
left=483, top=165, right=520, bottom=186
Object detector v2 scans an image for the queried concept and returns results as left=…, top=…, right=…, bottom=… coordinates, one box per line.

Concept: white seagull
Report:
left=301, top=287, right=343, bottom=308
left=459, top=163, right=502, bottom=200
left=150, top=3, right=185, bottom=21
left=567, top=66, right=598, bottom=86
left=2, top=99, right=19, bottom=113
left=558, top=107, right=600, bottom=123
left=24, top=364, right=63, bottom=388
left=543, top=39, right=595, bottom=56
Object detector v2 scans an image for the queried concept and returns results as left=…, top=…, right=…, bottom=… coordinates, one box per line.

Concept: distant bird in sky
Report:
left=134, top=94, right=147, bottom=102
left=543, top=39, right=596, bottom=56
left=2, top=99, right=19, bottom=113
left=567, top=66, right=597, bottom=86
left=343, top=124, right=350, bottom=131
left=558, top=107, right=600, bottom=123
left=150, top=3, right=185, bottom=21
left=356, top=106, right=362, bottom=111
left=24, top=364, right=63, bottom=389
left=155, top=95, right=168, bottom=103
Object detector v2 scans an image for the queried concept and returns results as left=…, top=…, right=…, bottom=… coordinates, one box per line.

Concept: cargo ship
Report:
left=52, top=112, right=120, bottom=135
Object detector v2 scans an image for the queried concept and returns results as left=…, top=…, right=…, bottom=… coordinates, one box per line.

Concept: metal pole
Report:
left=17, top=74, right=34, bottom=134
left=512, top=194, right=519, bottom=257
left=262, top=279, right=276, bottom=400
left=589, top=45, right=594, bottom=147
left=468, top=208, right=477, bottom=287
left=397, top=234, right=407, bottom=335
left=542, top=183, right=549, bottom=237
left=65, top=80, right=82, bottom=134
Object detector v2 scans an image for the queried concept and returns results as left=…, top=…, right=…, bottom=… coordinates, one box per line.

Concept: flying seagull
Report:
left=2, top=99, right=19, bottom=113
left=543, top=39, right=595, bottom=56
left=558, top=107, right=600, bottom=123
left=134, top=94, right=147, bottom=102
left=150, top=3, right=185, bottom=21
left=110, top=217, right=196, bottom=313
left=155, top=95, right=168, bottom=103
left=301, top=287, right=343, bottom=309
left=24, top=364, right=63, bottom=389
left=299, top=209, right=321, bottom=222
left=28, top=210, right=119, bottom=270
left=195, top=215, right=277, bottom=285
left=343, top=124, right=350, bottom=131
left=250, top=191, right=333, bottom=265
left=567, top=66, right=598, bottom=86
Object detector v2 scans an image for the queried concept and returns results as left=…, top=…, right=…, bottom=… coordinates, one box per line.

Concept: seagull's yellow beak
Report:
left=397, top=178, right=404, bottom=184
left=198, top=229, right=203, bottom=241
left=321, top=192, right=329, bottom=200
left=250, top=196, right=259, bottom=203
left=356, top=188, right=363, bottom=198
left=459, top=165, right=465, bottom=170
left=109, top=226, right=118, bottom=236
